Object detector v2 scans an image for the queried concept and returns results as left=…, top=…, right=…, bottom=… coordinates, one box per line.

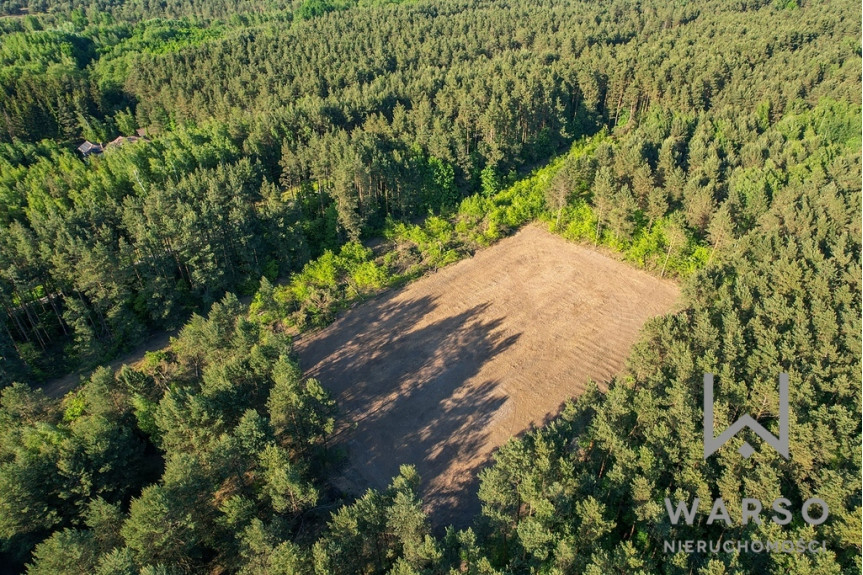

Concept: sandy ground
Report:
left=294, top=225, right=680, bottom=529
left=39, top=295, right=255, bottom=399
left=38, top=330, right=176, bottom=399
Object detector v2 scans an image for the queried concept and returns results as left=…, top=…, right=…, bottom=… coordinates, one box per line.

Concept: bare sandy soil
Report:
left=38, top=330, right=176, bottom=399
left=294, top=225, right=680, bottom=529
left=39, top=295, right=256, bottom=399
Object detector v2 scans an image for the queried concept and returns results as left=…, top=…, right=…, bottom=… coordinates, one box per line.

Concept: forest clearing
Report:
left=295, top=225, right=680, bottom=527
left=1, top=0, right=858, bottom=570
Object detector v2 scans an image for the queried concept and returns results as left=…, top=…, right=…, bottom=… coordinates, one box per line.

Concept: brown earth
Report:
left=39, top=296, right=256, bottom=399
left=294, top=224, right=680, bottom=530
left=38, top=330, right=176, bottom=399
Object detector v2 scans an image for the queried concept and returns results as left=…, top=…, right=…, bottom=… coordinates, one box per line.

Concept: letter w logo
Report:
left=703, top=373, right=789, bottom=460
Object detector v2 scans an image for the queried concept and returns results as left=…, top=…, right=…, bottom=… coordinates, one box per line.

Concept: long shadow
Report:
left=295, top=291, right=520, bottom=530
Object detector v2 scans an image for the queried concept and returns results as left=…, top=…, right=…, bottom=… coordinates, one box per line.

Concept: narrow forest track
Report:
left=38, top=294, right=258, bottom=399
left=38, top=330, right=177, bottom=399
left=294, top=224, right=681, bottom=529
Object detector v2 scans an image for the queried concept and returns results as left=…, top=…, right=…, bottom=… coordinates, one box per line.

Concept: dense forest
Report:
left=0, top=0, right=860, bottom=572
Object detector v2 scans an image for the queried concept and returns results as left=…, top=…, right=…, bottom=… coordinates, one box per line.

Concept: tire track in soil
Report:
left=294, top=225, right=681, bottom=529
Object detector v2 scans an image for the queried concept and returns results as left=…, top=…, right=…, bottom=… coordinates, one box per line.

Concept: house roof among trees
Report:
left=76, top=141, right=103, bottom=155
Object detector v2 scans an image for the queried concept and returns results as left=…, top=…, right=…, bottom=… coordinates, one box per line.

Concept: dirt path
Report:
left=38, top=294, right=257, bottom=399
left=38, top=330, right=176, bottom=399
left=295, top=225, right=681, bottom=529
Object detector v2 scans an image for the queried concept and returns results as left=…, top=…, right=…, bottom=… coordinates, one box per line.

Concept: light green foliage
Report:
left=265, top=241, right=390, bottom=328
left=480, top=166, right=501, bottom=197
left=387, top=216, right=460, bottom=269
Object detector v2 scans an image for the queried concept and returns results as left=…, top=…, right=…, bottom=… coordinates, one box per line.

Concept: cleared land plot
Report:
left=295, top=225, right=679, bottom=528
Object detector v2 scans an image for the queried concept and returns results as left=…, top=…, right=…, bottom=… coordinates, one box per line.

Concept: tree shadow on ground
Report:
left=296, top=290, right=520, bottom=530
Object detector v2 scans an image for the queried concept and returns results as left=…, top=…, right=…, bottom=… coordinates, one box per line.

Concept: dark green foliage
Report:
left=1, top=0, right=860, bottom=375
left=5, top=293, right=339, bottom=572
left=26, top=529, right=101, bottom=575
left=0, top=371, right=150, bottom=566
left=0, top=0, right=859, bottom=572
left=472, top=139, right=861, bottom=572
left=312, top=465, right=441, bottom=574
left=0, top=129, right=311, bottom=378
left=238, top=519, right=310, bottom=575
left=267, top=357, right=335, bottom=452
